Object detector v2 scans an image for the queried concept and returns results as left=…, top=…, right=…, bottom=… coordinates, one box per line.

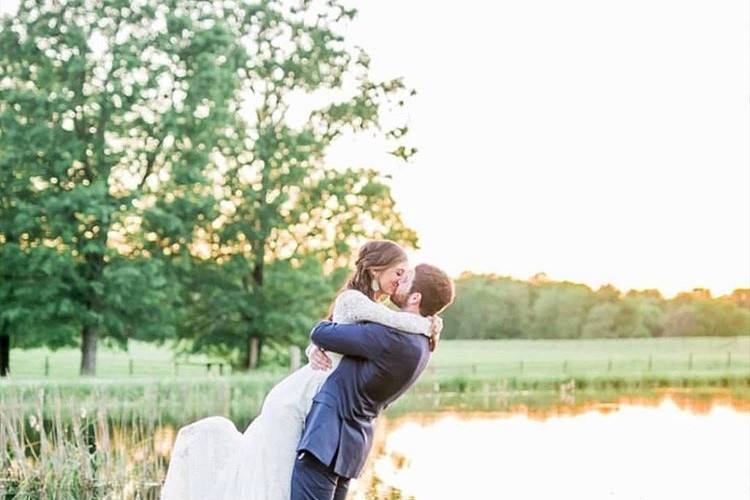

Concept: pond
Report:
left=349, top=394, right=750, bottom=500
left=2, top=390, right=748, bottom=499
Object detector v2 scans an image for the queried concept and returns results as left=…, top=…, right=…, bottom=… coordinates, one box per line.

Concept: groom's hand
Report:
left=309, top=346, right=333, bottom=371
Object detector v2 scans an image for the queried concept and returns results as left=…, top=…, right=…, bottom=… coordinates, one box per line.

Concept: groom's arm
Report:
left=310, top=321, right=386, bottom=360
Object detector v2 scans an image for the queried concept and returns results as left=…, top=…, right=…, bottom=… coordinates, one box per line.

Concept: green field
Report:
left=4, top=335, right=748, bottom=429
left=7, top=340, right=228, bottom=379
left=429, top=336, right=750, bottom=377
left=5, top=336, right=750, bottom=382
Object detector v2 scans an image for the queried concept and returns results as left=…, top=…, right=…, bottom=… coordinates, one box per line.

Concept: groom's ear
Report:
left=408, top=292, right=422, bottom=306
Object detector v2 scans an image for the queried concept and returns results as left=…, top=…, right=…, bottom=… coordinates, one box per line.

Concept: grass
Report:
left=429, top=336, right=750, bottom=374
left=4, top=336, right=749, bottom=424
left=0, top=375, right=288, bottom=499
left=7, top=336, right=750, bottom=380
left=7, top=341, right=224, bottom=379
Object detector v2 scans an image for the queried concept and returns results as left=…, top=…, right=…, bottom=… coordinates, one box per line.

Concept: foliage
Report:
left=443, top=274, right=750, bottom=340
left=1, top=0, right=418, bottom=372
left=0, top=0, right=246, bottom=373
left=141, top=0, right=419, bottom=368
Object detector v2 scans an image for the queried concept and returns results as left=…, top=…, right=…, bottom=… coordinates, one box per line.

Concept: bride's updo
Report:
left=327, top=240, right=407, bottom=319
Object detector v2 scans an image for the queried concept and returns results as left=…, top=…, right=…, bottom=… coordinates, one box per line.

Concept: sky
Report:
left=2, top=0, right=748, bottom=298
left=324, top=0, right=750, bottom=298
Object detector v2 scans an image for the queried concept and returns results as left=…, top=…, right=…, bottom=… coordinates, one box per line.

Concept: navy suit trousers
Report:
left=291, top=451, right=350, bottom=500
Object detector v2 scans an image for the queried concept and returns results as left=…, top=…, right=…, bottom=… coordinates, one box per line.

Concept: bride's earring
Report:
left=371, top=275, right=380, bottom=292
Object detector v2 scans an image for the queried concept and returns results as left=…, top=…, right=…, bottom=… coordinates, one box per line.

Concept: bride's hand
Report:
left=428, top=316, right=443, bottom=352
left=429, top=316, right=443, bottom=336
left=309, top=346, right=332, bottom=371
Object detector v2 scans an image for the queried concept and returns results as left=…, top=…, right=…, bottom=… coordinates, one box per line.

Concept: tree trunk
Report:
left=80, top=324, right=97, bottom=376
left=80, top=243, right=106, bottom=377
left=245, top=335, right=259, bottom=370
left=243, top=239, right=266, bottom=370
left=0, top=333, right=9, bottom=377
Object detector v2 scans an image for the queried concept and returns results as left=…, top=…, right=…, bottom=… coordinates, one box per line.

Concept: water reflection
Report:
left=352, top=396, right=750, bottom=500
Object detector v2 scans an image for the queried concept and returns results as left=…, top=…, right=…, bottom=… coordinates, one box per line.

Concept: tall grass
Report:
left=1, top=391, right=164, bottom=499
left=0, top=374, right=285, bottom=498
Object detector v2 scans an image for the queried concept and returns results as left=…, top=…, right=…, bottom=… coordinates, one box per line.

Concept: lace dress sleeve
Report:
left=332, top=289, right=430, bottom=335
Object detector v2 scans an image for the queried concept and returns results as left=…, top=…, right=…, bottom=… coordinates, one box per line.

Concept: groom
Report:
left=291, top=264, right=455, bottom=500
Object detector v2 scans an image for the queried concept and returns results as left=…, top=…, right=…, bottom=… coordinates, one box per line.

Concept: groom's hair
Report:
left=410, top=264, right=455, bottom=317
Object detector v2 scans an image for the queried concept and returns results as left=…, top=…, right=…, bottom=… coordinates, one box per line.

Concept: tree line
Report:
left=0, top=0, right=417, bottom=376
left=442, top=273, right=750, bottom=340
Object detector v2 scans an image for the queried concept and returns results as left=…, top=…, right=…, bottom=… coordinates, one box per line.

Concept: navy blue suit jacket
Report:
left=297, top=320, right=431, bottom=479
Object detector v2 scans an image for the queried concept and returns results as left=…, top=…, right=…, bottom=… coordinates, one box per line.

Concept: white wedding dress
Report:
left=160, top=290, right=431, bottom=500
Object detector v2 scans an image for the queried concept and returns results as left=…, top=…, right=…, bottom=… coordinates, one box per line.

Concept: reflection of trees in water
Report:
left=381, top=384, right=750, bottom=422
left=385, top=386, right=750, bottom=420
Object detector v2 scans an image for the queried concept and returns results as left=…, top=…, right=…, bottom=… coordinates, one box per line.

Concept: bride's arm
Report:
left=305, top=290, right=432, bottom=367
left=333, top=289, right=430, bottom=335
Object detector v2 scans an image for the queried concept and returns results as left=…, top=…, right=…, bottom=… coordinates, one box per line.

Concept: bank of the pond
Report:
left=2, top=368, right=749, bottom=423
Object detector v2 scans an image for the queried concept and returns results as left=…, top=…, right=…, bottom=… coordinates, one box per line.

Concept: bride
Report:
left=160, top=240, right=440, bottom=499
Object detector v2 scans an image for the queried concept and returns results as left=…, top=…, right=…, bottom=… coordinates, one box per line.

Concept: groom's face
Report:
left=390, top=268, right=415, bottom=308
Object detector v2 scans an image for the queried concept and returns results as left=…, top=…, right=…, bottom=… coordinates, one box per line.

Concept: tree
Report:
left=442, top=275, right=531, bottom=339
left=616, top=296, right=663, bottom=337
left=581, top=302, right=619, bottom=338
left=725, top=289, right=750, bottom=309
left=595, top=284, right=621, bottom=302
left=662, top=305, right=700, bottom=337
left=148, top=0, right=418, bottom=368
left=0, top=0, right=246, bottom=374
left=528, top=282, right=594, bottom=339
left=0, top=245, right=77, bottom=376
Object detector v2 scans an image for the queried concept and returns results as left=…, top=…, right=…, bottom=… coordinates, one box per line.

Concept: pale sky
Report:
left=3, top=0, right=748, bottom=298
left=325, top=0, right=750, bottom=298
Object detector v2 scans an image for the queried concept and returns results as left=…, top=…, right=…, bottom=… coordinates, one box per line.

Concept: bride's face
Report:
left=390, top=268, right=415, bottom=308
left=376, top=260, right=408, bottom=297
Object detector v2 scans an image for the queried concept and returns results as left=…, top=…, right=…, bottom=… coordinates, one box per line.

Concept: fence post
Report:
left=174, top=362, right=179, bottom=376
left=207, top=363, right=212, bottom=374
left=688, top=353, right=693, bottom=370
left=607, top=359, right=613, bottom=372
left=519, top=361, right=524, bottom=374
left=563, top=360, right=568, bottom=373
left=727, top=352, right=731, bottom=368
left=648, top=356, right=652, bottom=371
left=129, top=359, right=133, bottom=376
left=44, top=356, right=49, bottom=377
left=472, top=364, right=477, bottom=374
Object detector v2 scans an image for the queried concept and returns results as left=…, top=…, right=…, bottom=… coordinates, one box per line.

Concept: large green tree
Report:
left=0, top=0, right=246, bottom=374
left=146, top=0, right=419, bottom=369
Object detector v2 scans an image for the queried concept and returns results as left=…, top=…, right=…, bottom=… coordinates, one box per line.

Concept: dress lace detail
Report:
left=160, top=290, right=429, bottom=500
left=333, top=290, right=431, bottom=335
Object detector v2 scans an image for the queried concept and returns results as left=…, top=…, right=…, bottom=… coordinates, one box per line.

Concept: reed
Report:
left=0, top=375, right=284, bottom=498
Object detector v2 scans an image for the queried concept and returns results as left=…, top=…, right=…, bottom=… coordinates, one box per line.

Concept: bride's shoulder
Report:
left=333, top=289, right=374, bottom=322
left=335, top=289, right=368, bottom=305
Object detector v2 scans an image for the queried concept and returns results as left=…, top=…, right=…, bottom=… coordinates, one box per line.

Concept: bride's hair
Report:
left=327, top=240, right=407, bottom=319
